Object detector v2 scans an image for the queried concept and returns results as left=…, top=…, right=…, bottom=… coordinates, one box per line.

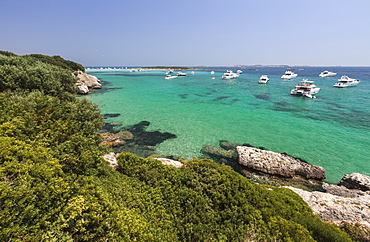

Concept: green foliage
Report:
left=0, top=91, right=104, bottom=174
left=0, top=50, right=18, bottom=57
left=0, top=55, right=76, bottom=100
left=0, top=52, right=355, bottom=241
left=117, top=153, right=352, bottom=241
left=24, top=54, right=85, bottom=72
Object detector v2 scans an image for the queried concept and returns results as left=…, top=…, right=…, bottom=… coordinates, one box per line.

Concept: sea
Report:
left=85, top=66, right=370, bottom=184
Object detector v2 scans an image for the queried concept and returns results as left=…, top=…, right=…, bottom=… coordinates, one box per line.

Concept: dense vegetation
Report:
left=0, top=51, right=354, bottom=241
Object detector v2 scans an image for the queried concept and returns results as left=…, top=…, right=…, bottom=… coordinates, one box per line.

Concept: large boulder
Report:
left=76, top=84, right=89, bottom=94
left=337, top=173, right=370, bottom=191
left=101, top=133, right=124, bottom=147
left=75, top=72, right=102, bottom=93
left=154, top=158, right=183, bottom=168
left=236, top=146, right=326, bottom=180
left=102, top=152, right=119, bottom=168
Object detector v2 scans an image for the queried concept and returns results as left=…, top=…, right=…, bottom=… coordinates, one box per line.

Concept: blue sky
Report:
left=1, top=0, right=370, bottom=66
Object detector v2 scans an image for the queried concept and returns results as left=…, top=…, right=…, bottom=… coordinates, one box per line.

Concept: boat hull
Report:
left=333, top=82, right=360, bottom=88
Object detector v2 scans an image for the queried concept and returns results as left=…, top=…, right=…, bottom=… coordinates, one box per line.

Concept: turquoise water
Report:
left=86, top=67, right=370, bottom=183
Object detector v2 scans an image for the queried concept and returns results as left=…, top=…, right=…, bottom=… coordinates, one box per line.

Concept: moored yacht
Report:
left=222, top=70, right=239, bottom=79
left=333, top=76, right=360, bottom=88
left=319, top=70, right=337, bottom=77
left=258, top=75, right=269, bottom=84
left=165, top=75, right=178, bottom=80
left=290, top=79, right=320, bottom=98
left=281, top=70, right=298, bottom=79
left=177, top=71, right=187, bottom=76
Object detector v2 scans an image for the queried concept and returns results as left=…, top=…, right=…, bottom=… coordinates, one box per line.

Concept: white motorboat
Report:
left=333, top=76, right=360, bottom=88
left=281, top=70, right=298, bottom=80
left=237, top=70, right=243, bottom=74
left=222, top=70, right=239, bottom=79
left=165, top=75, right=178, bottom=80
left=258, top=75, right=269, bottom=84
left=290, top=79, right=320, bottom=98
left=210, top=71, right=215, bottom=74
left=319, top=70, right=337, bottom=77
left=177, top=71, right=187, bottom=76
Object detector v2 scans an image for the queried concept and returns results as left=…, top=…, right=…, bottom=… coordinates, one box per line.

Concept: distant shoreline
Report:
left=86, top=65, right=370, bottom=69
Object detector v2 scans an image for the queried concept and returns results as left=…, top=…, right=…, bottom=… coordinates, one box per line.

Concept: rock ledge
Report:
left=236, top=146, right=326, bottom=180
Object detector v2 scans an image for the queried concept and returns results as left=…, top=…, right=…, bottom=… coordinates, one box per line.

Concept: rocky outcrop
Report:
left=287, top=186, right=370, bottom=229
left=76, top=84, right=89, bottom=94
left=236, top=146, right=326, bottom=180
left=102, top=152, right=119, bottom=168
left=102, top=152, right=183, bottom=169
left=154, top=158, right=183, bottom=168
left=75, top=71, right=102, bottom=94
left=287, top=173, right=370, bottom=231
left=338, top=173, right=370, bottom=191
left=101, top=133, right=124, bottom=147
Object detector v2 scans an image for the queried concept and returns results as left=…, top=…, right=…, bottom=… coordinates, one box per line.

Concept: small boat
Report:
left=191, top=71, right=194, bottom=75
left=177, top=71, right=187, bottom=76
left=222, top=70, right=239, bottom=79
left=333, top=76, right=360, bottom=88
left=290, top=79, right=320, bottom=98
left=281, top=71, right=298, bottom=80
left=258, top=75, right=269, bottom=84
left=210, top=71, right=215, bottom=74
left=319, top=70, right=337, bottom=77
left=165, top=75, right=178, bottom=80
left=237, top=70, right=243, bottom=74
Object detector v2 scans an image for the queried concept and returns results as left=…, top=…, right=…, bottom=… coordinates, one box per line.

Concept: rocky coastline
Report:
left=199, top=140, right=370, bottom=233
left=75, top=71, right=102, bottom=94
left=90, top=72, right=369, bottom=236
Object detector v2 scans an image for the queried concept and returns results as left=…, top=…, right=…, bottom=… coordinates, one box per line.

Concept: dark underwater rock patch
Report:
left=104, top=113, right=121, bottom=118
left=215, top=96, right=231, bottom=100
left=254, top=93, right=270, bottom=101
left=179, top=94, right=189, bottom=99
left=100, top=120, right=177, bottom=158
left=274, top=101, right=291, bottom=106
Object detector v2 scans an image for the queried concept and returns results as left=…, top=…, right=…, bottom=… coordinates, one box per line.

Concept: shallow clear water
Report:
left=86, top=67, right=370, bottom=183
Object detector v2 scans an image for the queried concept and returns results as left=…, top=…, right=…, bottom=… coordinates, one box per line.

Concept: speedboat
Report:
left=281, top=71, right=298, bottom=80
left=165, top=75, right=178, bottom=80
left=237, top=70, right=243, bottom=74
left=319, top=70, right=337, bottom=77
left=258, top=75, right=269, bottom=84
left=290, top=79, right=320, bottom=98
left=333, top=76, right=360, bottom=88
left=177, top=71, right=187, bottom=76
left=222, top=70, right=239, bottom=79
left=210, top=71, right=215, bottom=74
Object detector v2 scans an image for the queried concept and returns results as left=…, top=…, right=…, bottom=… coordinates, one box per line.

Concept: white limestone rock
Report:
left=286, top=186, right=370, bottom=229
left=102, top=152, right=119, bottom=168
left=154, top=158, right=183, bottom=168
left=236, top=146, right=326, bottom=179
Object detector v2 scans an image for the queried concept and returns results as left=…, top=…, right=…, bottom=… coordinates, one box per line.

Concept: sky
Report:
left=1, top=0, right=370, bottom=67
